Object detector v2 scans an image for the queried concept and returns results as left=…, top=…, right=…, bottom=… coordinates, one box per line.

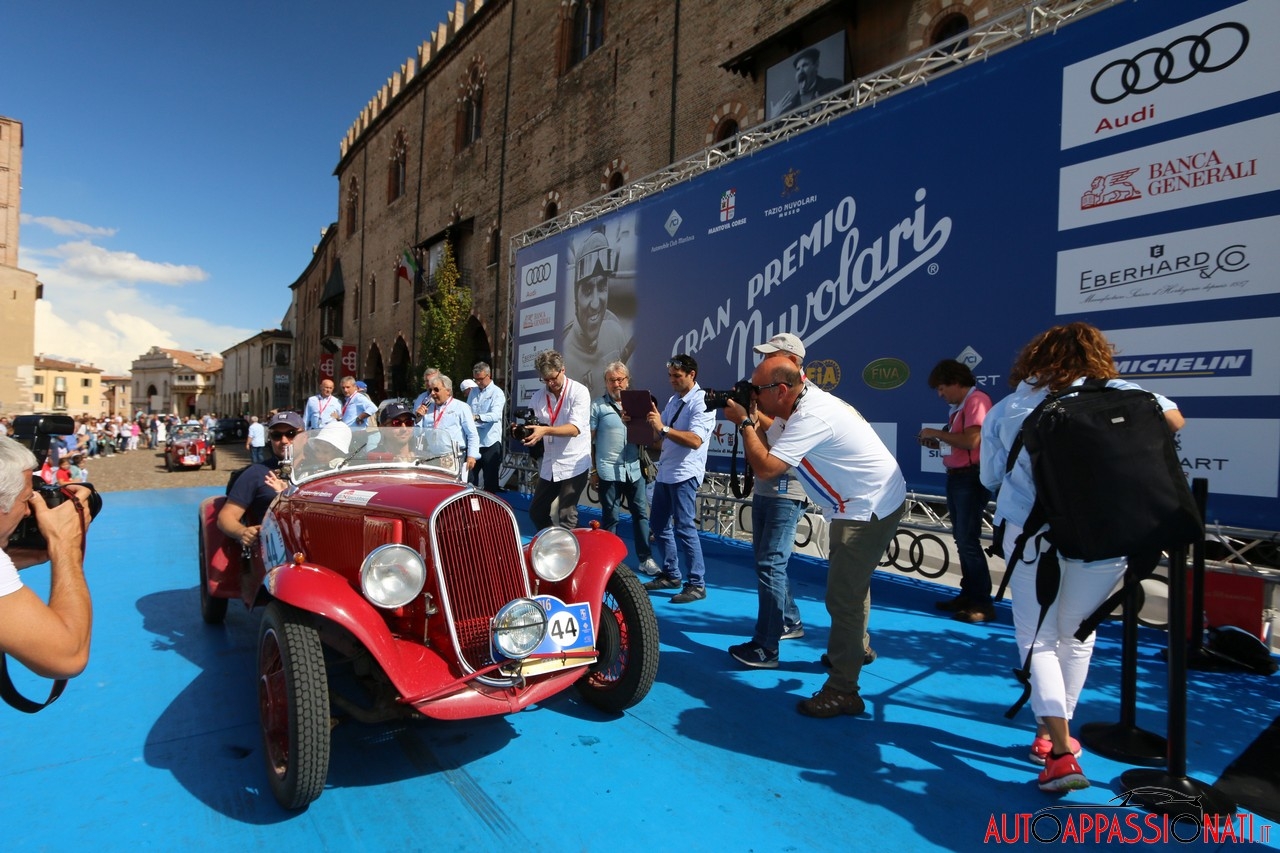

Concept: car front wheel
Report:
left=258, top=602, right=330, bottom=809
left=576, top=565, right=660, bottom=712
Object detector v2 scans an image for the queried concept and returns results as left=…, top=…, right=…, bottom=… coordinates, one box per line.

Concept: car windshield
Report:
left=172, top=425, right=203, bottom=439
left=286, top=426, right=462, bottom=484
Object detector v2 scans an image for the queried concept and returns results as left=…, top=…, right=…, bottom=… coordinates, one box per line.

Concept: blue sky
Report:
left=3, top=0, right=463, bottom=374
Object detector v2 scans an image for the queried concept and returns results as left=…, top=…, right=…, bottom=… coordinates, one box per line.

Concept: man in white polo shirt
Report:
left=727, top=354, right=905, bottom=718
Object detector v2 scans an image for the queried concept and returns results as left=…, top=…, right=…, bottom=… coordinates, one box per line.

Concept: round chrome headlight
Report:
left=360, top=544, right=426, bottom=609
left=492, top=598, right=547, bottom=660
left=529, top=527, right=579, bottom=582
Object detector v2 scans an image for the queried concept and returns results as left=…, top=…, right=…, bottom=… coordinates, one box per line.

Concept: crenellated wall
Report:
left=340, top=0, right=487, bottom=159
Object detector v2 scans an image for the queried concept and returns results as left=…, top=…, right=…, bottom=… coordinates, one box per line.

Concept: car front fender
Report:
left=264, top=562, right=452, bottom=700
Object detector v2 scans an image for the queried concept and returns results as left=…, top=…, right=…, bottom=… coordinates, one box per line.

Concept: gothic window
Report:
left=457, top=61, right=485, bottom=151
left=387, top=130, right=407, bottom=203
left=345, top=178, right=360, bottom=237
left=567, top=0, right=606, bottom=69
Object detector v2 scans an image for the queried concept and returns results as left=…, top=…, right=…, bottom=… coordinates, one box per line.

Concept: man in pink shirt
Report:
left=918, top=359, right=994, bottom=623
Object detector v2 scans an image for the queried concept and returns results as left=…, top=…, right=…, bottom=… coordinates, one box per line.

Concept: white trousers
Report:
left=1004, top=523, right=1126, bottom=721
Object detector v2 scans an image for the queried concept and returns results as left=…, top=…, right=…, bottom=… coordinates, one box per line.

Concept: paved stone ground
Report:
left=79, top=440, right=252, bottom=492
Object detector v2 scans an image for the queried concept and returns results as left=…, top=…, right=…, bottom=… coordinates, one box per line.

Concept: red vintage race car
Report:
left=166, top=424, right=216, bottom=471
left=196, top=426, right=660, bottom=809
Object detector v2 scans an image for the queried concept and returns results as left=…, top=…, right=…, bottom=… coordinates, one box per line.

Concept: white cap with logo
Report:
left=753, top=333, right=806, bottom=360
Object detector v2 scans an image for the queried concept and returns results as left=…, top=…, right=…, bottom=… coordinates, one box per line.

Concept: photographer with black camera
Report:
left=0, top=435, right=96, bottom=688
left=519, top=350, right=592, bottom=530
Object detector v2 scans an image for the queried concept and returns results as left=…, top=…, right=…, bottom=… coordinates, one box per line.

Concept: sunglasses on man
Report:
left=269, top=429, right=299, bottom=440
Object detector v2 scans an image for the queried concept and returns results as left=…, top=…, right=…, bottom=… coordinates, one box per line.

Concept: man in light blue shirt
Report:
left=338, top=376, right=376, bottom=429
left=643, top=353, right=716, bottom=604
left=467, top=362, right=507, bottom=493
left=420, top=374, right=479, bottom=473
left=590, top=361, right=659, bottom=575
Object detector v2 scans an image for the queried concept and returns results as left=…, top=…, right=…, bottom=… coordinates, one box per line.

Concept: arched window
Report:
left=564, top=0, right=606, bottom=71
left=930, top=11, right=970, bottom=62
left=545, top=201, right=558, bottom=221
left=368, top=273, right=376, bottom=316
left=387, top=130, right=407, bottom=204
left=345, top=178, right=360, bottom=237
left=457, top=60, right=485, bottom=150
left=607, top=171, right=625, bottom=192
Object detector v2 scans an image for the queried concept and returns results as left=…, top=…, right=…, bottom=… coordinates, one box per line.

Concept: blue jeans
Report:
left=250, top=446, right=265, bottom=465
left=599, top=477, right=653, bottom=562
left=650, top=478, right=705, bottom=586
left=946, top=467, right=992, bottom=603
left=751, top=494, right=805, bottom=651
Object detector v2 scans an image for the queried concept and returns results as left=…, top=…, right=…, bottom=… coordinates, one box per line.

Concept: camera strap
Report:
left=0, top=486, right=92, bottom=713
left=0, top=655, right=67, bottom=713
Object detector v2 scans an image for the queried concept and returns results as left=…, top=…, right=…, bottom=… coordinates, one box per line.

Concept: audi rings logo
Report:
left=524, top=262, right=553, bottom=286
left=1091, top=22, right=1249, bottom=105
left=880, top=529, right=950, bottom=579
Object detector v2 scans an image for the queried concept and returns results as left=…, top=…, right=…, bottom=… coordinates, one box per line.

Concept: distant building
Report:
left=0, top=115, right=41, bottom=415
left=32, top=355, right=104, bottom=417
left=218, top=329, right=293, bottom=417
left=131, top=346, right=222, bottom=416
left=99, top=375, right=132, bottom=418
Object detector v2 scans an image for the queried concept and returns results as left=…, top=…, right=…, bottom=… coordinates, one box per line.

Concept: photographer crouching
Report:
left=0, top=435, right=96, bottom=684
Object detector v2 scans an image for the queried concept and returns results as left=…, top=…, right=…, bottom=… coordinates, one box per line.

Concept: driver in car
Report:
left=369, top=403, right=418, bottom=461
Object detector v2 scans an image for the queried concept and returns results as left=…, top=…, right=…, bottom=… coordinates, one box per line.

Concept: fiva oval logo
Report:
left=863, top=357, right=910, bottom=390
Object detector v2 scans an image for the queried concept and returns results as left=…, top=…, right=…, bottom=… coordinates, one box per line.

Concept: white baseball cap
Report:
left=753, top=333, right=806, bottom=359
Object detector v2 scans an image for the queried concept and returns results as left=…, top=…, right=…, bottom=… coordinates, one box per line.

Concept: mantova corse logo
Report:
left=863, top=357, right=910, bottom=390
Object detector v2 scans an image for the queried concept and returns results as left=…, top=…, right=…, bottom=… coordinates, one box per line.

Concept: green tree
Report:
left=415, top=239, right=473, bottom=392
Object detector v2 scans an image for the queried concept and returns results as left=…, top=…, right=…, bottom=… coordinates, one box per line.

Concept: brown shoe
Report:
left=953, top=602, right=996, bottom=623
left=797, top=686, right=865, bottom=718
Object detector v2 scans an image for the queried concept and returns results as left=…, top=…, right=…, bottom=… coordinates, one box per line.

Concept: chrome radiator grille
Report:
left=430, top=492, right=529, bottom=670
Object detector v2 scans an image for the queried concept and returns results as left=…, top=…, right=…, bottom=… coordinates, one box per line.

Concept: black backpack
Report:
left=995, top=379, right=1204, bottom=716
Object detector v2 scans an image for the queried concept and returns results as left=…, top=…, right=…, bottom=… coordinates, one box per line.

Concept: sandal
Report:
left=797, top=686, right=865, bottom=718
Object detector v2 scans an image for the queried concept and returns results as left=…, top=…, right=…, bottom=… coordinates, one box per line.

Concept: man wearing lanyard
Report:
left=467, top=362, right=507, bottom=493
left=421, top=374, right=480, bottom=472
left=520, top=350, right=591, bottom=530
left=643, top=353, right=717, bottom=604
left=303, top=378, right=341, bottom=430
left=917, top=359, right=994, bottom=623
left=338, top=375, right=377, bottom=429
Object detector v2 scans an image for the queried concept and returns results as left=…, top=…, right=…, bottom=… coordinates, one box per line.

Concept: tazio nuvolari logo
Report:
left=1090, top=22, right=1249, bottom=105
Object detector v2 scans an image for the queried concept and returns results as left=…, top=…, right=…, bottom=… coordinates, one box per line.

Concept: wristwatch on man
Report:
left=660, top=425, right=670, bottom=436
left=739, top=416, right=755, bottom=430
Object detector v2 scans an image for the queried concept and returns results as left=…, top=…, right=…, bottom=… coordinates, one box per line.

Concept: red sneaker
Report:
left=1029, top=735, right=1082, bottom=765
left=1038, top=753, right=1090, bottom=792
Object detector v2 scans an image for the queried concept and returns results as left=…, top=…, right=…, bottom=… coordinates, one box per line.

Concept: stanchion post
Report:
left=1079, top=576, right=1165, bottom=765
left=1120, top=485, right=1235, bottom=818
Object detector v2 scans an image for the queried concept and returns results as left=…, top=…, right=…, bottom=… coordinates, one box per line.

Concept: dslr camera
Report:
left=510, top=406, right=545, bottom=459
left=510, top=406, right=544, bottom=441
left=703, top=380, right=755, bottom=410
left=8, top=414, right=105, bottom=550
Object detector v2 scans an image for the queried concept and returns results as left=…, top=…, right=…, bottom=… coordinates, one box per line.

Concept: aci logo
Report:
left=665, top=210, right=683, bottom=237
left=863, top=357, right=909, bottom=390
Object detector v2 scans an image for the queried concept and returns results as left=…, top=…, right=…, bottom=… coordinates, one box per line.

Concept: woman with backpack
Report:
left=980, top=322, right=1185, bottom=793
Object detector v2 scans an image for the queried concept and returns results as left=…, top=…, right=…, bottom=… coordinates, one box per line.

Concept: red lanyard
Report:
left=547, top=379, right=571, bottom=425
left=432, top=402, right=447, bottom=429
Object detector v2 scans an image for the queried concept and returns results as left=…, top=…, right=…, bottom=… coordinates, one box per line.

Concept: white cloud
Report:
left=45, top=240, right=207, bottom=285
left=25, top=233, right=255, bottom=375
left=19, top=213, right=117, bottom=238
